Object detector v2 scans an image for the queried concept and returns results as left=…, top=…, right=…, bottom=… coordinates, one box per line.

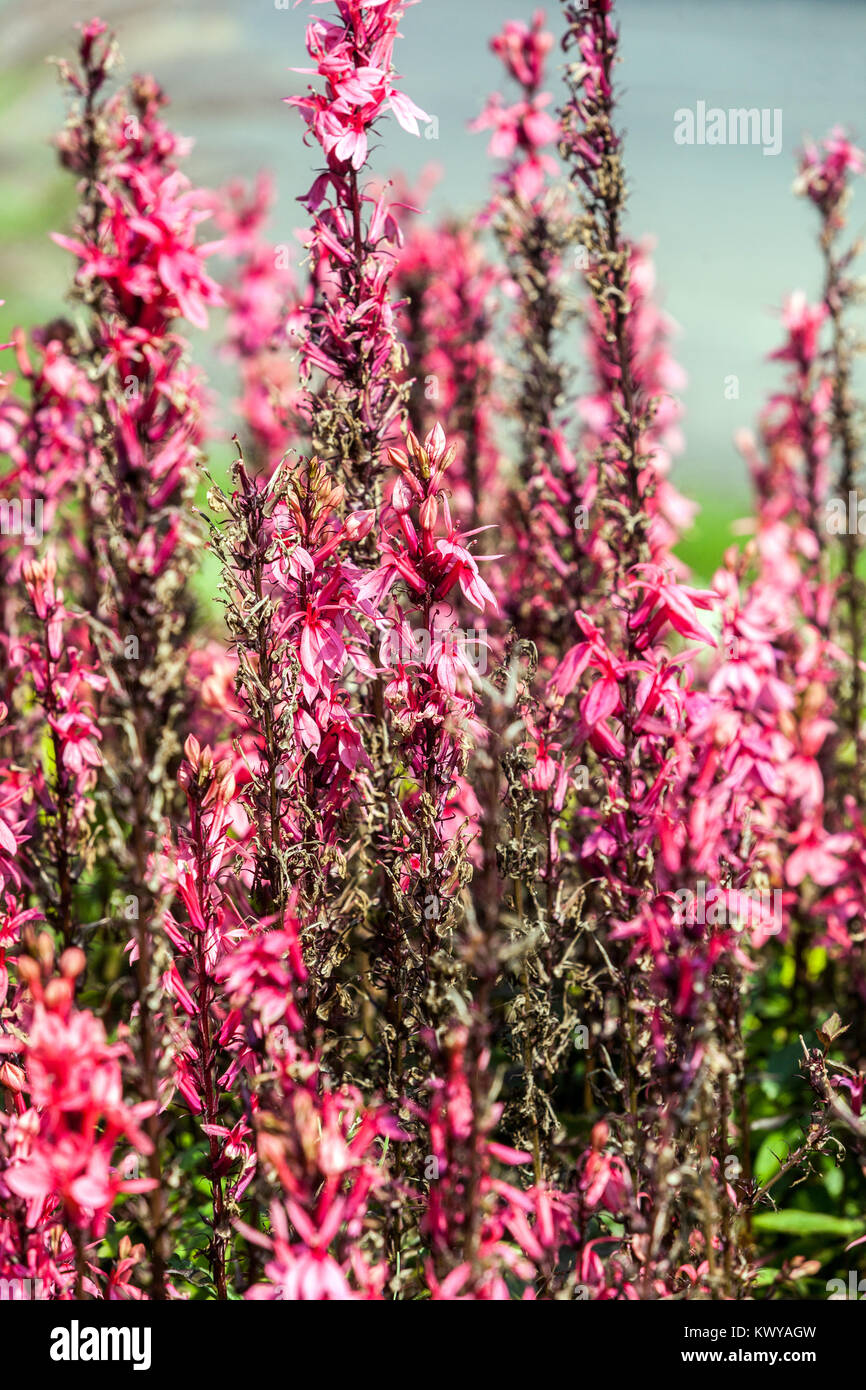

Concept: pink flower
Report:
left=785, top=820, right=851, bottom=887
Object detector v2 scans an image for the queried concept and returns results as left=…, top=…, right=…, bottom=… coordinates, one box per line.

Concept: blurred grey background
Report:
left=1, top=0, right=865, bottom=524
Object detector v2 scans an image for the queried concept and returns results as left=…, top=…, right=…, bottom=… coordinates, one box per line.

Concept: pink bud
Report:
left=43, top=979, right=71, bottom=1012
left=0, top=1061, right=26, bottom=1093
left=345, top=509, right=375, bottom=541
left=47, top=618, right=64, bottom=661
left=221, top=771, right=237, bottom=804
left=60, top=947, right=87, bottom=980
left=391, top=477, right=414, bottom=515
left=419, top=494, right=439, bottom=532
left=591, top=1120, right=610, bottom=1151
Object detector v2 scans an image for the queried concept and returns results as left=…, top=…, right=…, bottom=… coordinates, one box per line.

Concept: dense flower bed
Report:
left=1, top=2, right=865, bottom=1301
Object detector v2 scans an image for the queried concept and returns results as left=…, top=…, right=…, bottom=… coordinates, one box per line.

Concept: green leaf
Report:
left=753, top=1130, right=793, bottom=1186
left=823, top=1160, right=845, bottom=1200
left=752, top=1211, right=864, bottom=1238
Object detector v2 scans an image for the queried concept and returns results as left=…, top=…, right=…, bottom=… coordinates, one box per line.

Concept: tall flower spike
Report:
left=475, top=10, right=578, bottom=658
left=289, top=0, right=428, bottom=509
left=49, top=25, right=223, bottom=1298
left=796, top=129, right=866, bottom=796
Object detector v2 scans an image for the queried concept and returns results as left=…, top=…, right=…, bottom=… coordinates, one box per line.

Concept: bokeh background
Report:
left=1, top=0, right=865, bottom=572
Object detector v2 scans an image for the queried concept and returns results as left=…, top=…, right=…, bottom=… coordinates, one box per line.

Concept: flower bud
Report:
left=47, top=617, right=64, bottom=662
left=43, top=979, right=71, bottom=1012
left=59, top=947, right=87, bottom=980
left=386, top=446, right=409, bottom=473
left=0, top=1060, right=25, bottom=1092
left=16, top=956, right=41, bottom=987
left=591, top=1120, right=610, bottom=1151
left=37, top=932, right=55, bottom=973
left=214, top=761, right=236, bottom=807
left=419, top=494, right=439, bottom=532
left=344, top=509, right=375, bottom=542
left=391, top=477, right=414, bottom=515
